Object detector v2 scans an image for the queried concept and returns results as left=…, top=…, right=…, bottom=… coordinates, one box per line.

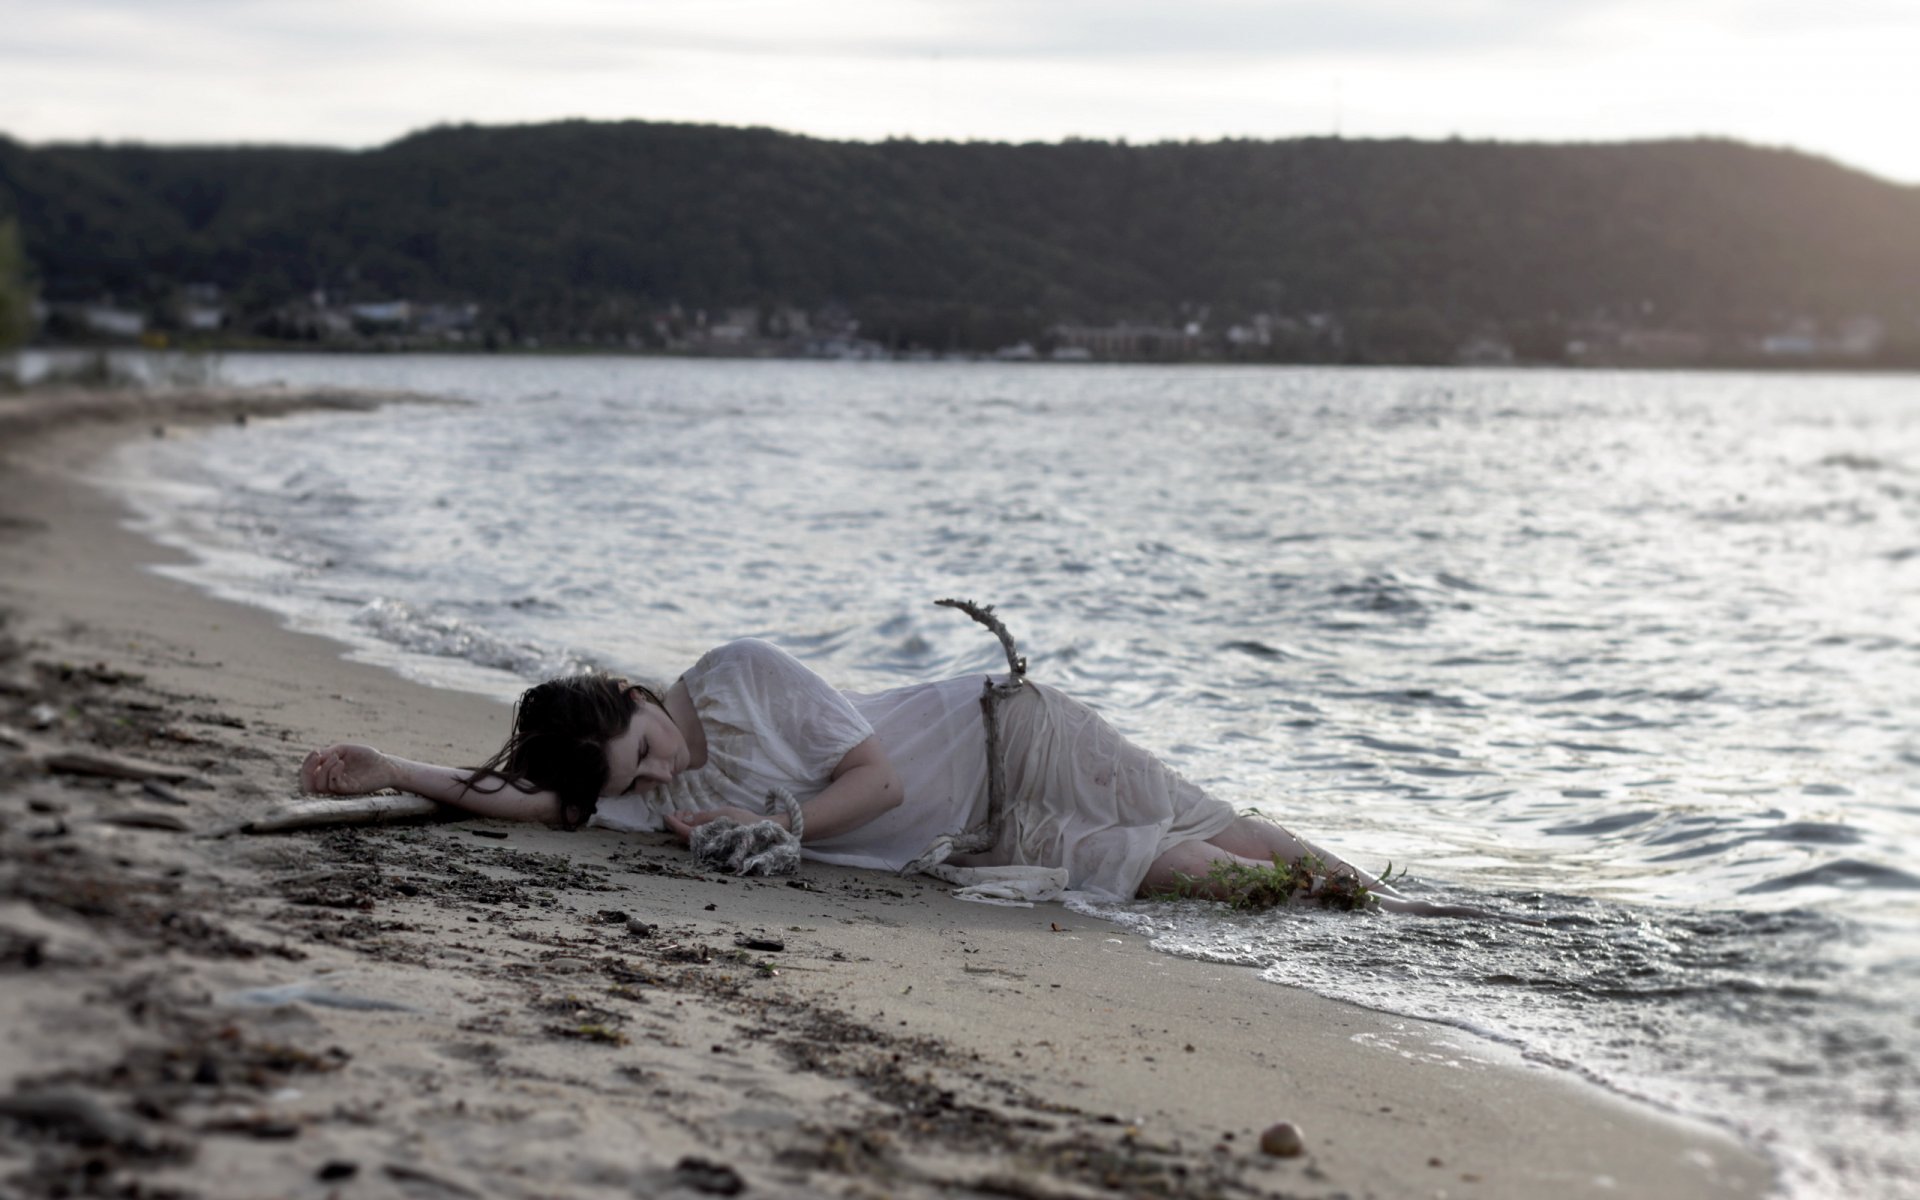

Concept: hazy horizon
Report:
left=5, top=120, right=1909, bottom=190
left=3, top=0, right=1916, bottom=186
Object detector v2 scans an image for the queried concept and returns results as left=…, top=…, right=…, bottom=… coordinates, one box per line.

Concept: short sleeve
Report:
left=686, top=639, right=874, bottom=786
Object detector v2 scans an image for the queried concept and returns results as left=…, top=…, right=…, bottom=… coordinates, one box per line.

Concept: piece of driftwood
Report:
left=97, top=810, right=192, bottom=832
left=240, top=794, right=447, bottom=834
left=381, top=1164, right=483, bottom=1200
left=934, top=597, right=1026, bottom=681
left=903, top=600, right=1028, bottom=876
left=41, top=749, right=197, bottom=783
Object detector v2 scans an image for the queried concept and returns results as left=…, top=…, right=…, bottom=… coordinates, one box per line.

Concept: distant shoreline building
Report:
left=1050, top=322, right=1201, bottom=361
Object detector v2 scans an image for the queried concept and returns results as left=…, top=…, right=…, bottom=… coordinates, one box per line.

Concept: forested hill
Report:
left=2, top=120, right=1917, bottom=359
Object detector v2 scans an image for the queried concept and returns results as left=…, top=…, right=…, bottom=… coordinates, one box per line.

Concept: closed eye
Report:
left=625, top=739, right=651, bottom=793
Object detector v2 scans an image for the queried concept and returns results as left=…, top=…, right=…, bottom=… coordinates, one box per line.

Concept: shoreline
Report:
left=15, top=342, right=1920, bottom=377
left=0, top=387, right=1776, bottom=1198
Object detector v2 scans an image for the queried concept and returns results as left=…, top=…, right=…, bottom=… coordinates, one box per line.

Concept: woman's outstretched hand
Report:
left=663, top=807, right=778, bottom=846
left=301, top=743, right=399, bottom=796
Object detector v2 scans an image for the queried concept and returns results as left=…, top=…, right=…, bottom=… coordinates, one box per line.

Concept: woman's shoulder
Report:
left=688, top=638, right=837, bottom=696
left=693, top=637, right=797, bottom=674
left=685, top=638, right=872, bottom=759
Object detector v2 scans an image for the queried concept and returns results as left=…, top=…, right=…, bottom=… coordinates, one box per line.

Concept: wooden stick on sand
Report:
left=237, top=794, right=449, bottom=835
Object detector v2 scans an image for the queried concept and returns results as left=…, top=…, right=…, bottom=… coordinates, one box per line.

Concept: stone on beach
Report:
left=1260, top=1120, right=1306, bottom=1157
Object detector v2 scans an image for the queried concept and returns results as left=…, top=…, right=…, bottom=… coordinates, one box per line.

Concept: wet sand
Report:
left=0, top=386, right=1776, bottom=1199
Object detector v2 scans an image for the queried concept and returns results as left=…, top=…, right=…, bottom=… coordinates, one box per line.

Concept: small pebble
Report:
left=671, top=1155, right=743, bottom=1196
left=140, top=780, right=190, bottom=806
left=1259, top=1120, right=1305, bottom=1157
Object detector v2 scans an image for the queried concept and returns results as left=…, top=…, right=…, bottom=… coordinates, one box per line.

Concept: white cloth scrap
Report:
left=921, top=862, right=1069, bottom=907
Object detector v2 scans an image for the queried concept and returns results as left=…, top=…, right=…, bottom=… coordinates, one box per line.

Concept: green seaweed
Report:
left=1148, top=854, right=1379, bottom=912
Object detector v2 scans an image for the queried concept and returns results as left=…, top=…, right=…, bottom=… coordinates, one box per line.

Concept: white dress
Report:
left=590, top=639, right=1236, bottom=900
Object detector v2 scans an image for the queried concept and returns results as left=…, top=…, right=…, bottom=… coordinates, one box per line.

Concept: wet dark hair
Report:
left=459, top=673, right=664, bottom=829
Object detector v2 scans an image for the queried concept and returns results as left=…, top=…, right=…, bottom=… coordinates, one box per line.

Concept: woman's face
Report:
left=600, top=690, right=689, bottom=797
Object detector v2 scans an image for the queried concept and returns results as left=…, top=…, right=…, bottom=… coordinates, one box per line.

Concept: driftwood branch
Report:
left=904, top=600, right=1029, bottom=875
left=236, top=794, right=450, bottom=835
left=934, top=598, right=1026, bottom=688
left=40, top=750, right=198, bottom=784
left=966, top=676, right=1012, bottom=851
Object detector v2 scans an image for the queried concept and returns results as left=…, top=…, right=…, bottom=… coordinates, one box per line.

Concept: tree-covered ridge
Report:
left=2, top=120, right=1916, bottom=362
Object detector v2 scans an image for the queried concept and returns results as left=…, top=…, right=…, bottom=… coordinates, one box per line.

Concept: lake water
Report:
left=108, top=353, right=1919, bottom=1198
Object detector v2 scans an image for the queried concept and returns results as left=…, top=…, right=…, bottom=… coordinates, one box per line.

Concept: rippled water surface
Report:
left=113, top=355, right=1919, bottom=1197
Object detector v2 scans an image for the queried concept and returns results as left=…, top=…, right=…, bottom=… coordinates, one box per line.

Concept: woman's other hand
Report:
left=301, top=744, right=399, bottom=795
left=663, top=806, right=780, bottom=846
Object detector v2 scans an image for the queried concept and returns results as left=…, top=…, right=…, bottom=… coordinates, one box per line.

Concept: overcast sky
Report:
left=3, top=0, right=1916, bottom=184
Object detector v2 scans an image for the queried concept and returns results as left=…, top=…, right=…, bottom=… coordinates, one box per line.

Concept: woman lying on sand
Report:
left=303, top=635, right=1469, bottom=914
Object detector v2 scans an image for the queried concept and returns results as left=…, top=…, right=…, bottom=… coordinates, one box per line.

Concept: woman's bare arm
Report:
left=792, top=735, right=904, bottom=840
left=301, top=743, right=562, bottom=823
left=664, top=734, right=902, bottom=844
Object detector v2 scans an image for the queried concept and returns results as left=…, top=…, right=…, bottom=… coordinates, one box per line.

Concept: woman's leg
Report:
left=1137, top=838, right=1274, bottom=899
left=1203, top=815, right=1405, bottom=897
left=1137, top=816, right=1380, bottom=900
left=1193, top=816, right=1498, bottom=917
left=1205, top=815, right=1319, bottom=865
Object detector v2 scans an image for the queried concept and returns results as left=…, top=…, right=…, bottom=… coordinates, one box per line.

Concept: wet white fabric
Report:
left=591, top=639, right=1237, bottom=900
left=591, top=639, right=875, bottom=826
left=981, top=680, right=1237, bottom=900
left=920, top=863, right=1069, bottom=907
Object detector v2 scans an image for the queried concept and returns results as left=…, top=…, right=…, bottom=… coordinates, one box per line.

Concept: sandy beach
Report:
left=0, top=386, right=1776, bottom=1199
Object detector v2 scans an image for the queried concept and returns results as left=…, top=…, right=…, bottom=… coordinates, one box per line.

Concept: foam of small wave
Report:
left=351, top=597, right=589, bottom=682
